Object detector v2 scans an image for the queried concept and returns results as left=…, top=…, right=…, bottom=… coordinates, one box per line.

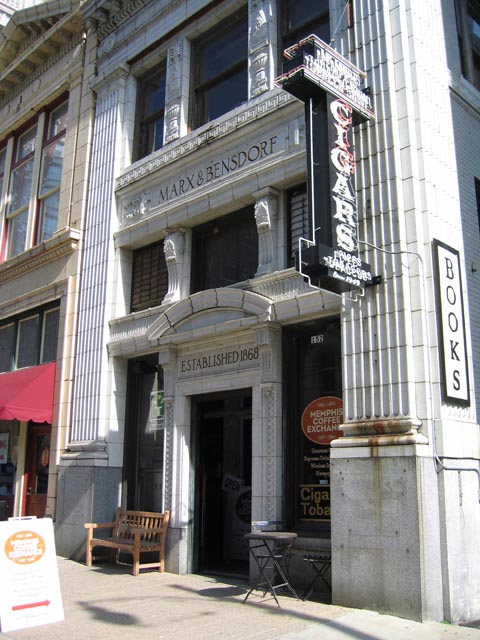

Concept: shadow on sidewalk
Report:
left=167, top=581, right=384, bottom=640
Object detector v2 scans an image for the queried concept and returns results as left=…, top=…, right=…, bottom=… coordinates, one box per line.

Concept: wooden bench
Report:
left=85, top=508, right=169, bottom=576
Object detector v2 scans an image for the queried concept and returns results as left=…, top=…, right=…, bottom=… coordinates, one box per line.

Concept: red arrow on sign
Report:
left=12, top=600, right=50, bottom=611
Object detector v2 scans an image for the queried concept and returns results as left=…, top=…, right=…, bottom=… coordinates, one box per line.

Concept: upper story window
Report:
left=1, top=99, right=68, bottom=261
left=192, top=8, right=248, bottom=129
left=456, top=0, right=480, bottom=90
left=191, top=207, right=258, bottom=293
left=131, top=241, right=168, bottom=312
left=136, top=65, right=167, bottom=160
left=281, top=0, right=330, bottom=49
left=0, top=305, right=59, bottom=372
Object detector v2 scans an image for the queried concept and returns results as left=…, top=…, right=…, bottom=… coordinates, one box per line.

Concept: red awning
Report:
left=0, top=363, right=56, bottom=423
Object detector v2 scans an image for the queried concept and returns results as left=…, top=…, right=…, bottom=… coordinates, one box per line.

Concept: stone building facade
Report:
left=0, top=0, right=93, bottom=525
left=48, top=0, right=479, bottom=625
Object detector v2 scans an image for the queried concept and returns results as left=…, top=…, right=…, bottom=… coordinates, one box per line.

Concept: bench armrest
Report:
left=84, top=521, right=116, bottom=530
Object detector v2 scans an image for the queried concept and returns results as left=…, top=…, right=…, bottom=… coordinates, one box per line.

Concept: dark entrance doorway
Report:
left=124, top=355, right=164, bottom=512
left=24, top=423, right=51, bottom=517
left=192, top=389, right=252, bottom=578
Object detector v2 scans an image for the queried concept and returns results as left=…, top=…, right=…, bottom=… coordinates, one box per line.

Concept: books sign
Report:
left=433, top=240, right=470, bottom=405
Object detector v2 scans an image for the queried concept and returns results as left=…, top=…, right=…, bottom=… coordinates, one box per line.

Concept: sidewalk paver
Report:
left=1, top=558, right=479, bottom=640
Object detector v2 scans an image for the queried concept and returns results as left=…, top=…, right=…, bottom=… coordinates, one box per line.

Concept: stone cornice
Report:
left=81, top=0, right=163, bottom=43
left=116, top=89, right=297, bottom=191
left=0, top=227, right=80, bottom=284
left=0, top=7, right=85, bottom=105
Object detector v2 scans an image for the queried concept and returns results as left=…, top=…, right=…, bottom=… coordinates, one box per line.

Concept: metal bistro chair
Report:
left=302, top=552, right=332, bottom=600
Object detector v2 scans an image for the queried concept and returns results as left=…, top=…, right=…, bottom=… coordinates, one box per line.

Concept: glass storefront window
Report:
left=0, top=421, right=19, bottom=521
left=283, top=318, right=342, bottom=535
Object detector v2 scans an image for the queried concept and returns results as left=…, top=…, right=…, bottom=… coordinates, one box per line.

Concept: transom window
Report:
left=192, top=8, right=248, bottom=128
left=136, top=65, right=167, bottom=160
left=191, top=207, right=258, bottom=293
left=0, top=306, right=59, bottom=372
left=456, top=0, right=480, bottom=90
left=1, top=98, right=68, bottom=260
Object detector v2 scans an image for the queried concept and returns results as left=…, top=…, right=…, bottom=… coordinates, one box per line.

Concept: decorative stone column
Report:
left=248, top=0, right=277, bottom=98
left=163, top=229, right=185, bottom=304
left=254, top=188, right=278, bottom=276
left=67, top=64, right=130, bottom=455
left=55, top=64, right=130, bottom=560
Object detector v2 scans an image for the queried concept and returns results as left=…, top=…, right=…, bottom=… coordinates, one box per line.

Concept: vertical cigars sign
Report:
left=0, top=518, right=64, bottom=632
left=276, top=35, right=375, bottom=293
left=433, top=240, right=470, bottom=405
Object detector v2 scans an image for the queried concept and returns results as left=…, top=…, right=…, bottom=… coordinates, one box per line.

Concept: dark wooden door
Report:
left=24, top=425, right=51, bottom=517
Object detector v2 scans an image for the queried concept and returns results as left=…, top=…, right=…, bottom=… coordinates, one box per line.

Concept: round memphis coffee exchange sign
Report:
left=4, top=530, right=46, bottom=565
left=301, top=396, right=343, bottom=444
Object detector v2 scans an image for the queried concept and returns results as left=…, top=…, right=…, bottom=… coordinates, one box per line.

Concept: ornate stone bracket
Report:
left=254, top=187, right=278, bottom=276
left=163, top=229, right=185, bottom=304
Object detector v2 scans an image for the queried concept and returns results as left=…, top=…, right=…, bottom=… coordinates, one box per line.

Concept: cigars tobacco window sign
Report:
left=276, top=35, right=377, bottom=294
left=299, top=396, right=343, bottom=523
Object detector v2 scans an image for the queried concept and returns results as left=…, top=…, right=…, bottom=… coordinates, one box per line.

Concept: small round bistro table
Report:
left=243, top=531, right=299, bottom=606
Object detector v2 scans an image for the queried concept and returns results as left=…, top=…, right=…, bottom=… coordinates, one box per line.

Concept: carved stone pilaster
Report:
left=163, top=229, right=185, bottom=304
left=162, top=397, right=174, bottom=512
left=261, top=383, right=276, bottom=521
left=158, top=349, right=177, bottom=513
left=69, top=67, right=128, bottom=449
left=248, top=0, right=276, bottom=98
left=256, top=327, right=282, bottom=522
left=164, top=40, right=185, bottom=144
left=254, top=188, right=278, bottom=276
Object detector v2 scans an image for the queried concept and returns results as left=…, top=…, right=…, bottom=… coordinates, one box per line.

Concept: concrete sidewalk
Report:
left=1, top=557, right=479, bottom=640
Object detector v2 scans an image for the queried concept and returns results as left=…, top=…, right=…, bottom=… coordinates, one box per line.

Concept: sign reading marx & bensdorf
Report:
left=276, top=35, right=375, bottom=294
